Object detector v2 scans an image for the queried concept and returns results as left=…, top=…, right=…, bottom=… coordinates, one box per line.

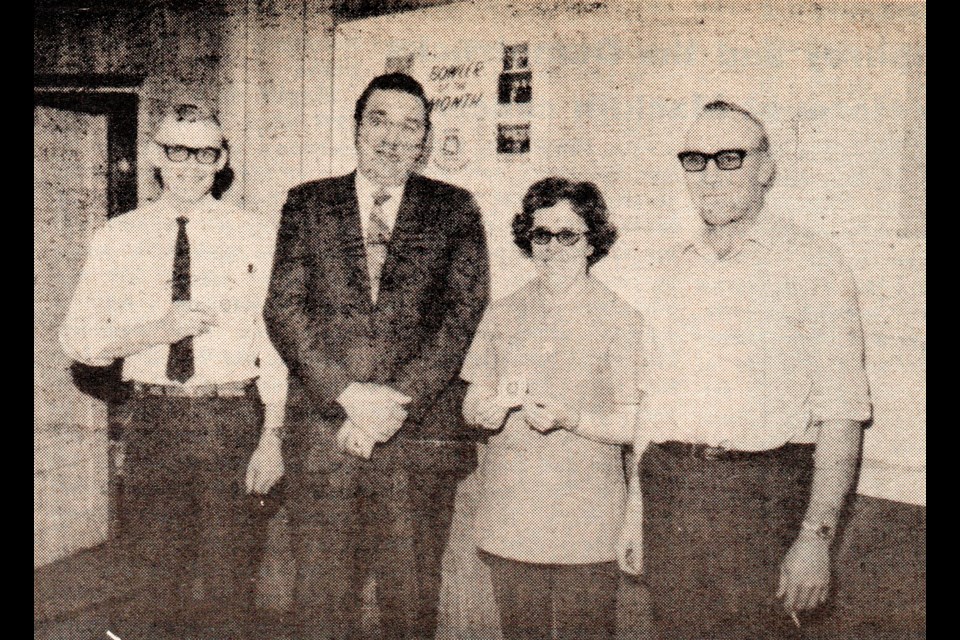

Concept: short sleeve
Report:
left=459, top=306, right=498, bottom=389
left=803, top=250, right=872, bottom=423
left=608, top=302, right=646, bottom=405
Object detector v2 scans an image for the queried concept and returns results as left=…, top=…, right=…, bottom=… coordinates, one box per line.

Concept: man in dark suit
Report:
left=264, top=73, right=490, bottom=640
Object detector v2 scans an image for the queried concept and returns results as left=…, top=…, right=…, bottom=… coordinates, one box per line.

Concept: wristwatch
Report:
left=800, top=519, right=835, bottom=542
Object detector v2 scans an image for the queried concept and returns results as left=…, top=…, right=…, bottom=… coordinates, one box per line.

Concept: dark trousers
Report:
left=114, top=390, right=267, bottom=640
left=641, top=442, right=815, bottom=640
left=286, top=442, right=468, bottom=640
left=480, top=550, right=618, bottom=640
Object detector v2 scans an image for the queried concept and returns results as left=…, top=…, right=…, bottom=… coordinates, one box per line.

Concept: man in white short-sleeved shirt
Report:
left=618, top=101, right=871, bottom=640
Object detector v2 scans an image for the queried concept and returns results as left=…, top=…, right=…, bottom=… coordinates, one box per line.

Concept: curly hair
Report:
left=512, top=177, right=618, bottom=268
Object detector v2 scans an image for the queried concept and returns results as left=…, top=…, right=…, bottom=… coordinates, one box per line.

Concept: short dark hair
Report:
left=354, top=73, right=432, bottom=133
left=512, top=177, right=618, bottom=268
left=703, top=100, right=769, bottom=151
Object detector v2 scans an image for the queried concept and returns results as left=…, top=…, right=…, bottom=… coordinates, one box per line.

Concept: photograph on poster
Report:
left=496, top=122, right=530, bottom=154
left=385, top=53, right=415, bottom=75
left=502, top=42, right=529, bottom=72
left=498, top=70, right=532, bottom=104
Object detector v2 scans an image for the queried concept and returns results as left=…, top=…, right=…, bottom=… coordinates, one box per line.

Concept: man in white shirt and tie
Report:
left=60, top=101, right=287, bottom=640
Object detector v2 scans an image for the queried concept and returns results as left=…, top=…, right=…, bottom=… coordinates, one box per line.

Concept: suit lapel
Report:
left=380, top=174, right=424, bottom=288
left=325, top=172, right=373, bottom=310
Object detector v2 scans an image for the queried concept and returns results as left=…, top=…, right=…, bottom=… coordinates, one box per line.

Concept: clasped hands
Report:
left=474, top=389, right=579, bottom=434
left=335, top=382, right=412, bottom=459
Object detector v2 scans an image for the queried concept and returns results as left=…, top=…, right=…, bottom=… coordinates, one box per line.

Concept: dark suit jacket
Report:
left=264, top=171, right=490, bottom=474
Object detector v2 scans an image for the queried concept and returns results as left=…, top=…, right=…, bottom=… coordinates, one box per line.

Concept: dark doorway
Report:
left=34, top=81, right=139, bottom=219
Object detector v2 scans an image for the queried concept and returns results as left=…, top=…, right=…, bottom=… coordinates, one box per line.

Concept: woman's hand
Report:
left=522, top=397, right=580, bottom=433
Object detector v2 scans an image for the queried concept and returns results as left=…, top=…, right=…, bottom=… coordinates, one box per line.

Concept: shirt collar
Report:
left=156, top=193, right=219, bottom=223
left=354, top=170, right=405, bottom=209
left=531, top=272, right=594, bottom=310
left=680, top=211, right=781, bottom=259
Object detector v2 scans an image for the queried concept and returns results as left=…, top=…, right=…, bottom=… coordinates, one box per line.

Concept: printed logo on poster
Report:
left=432, top=127, right=470, bottom=173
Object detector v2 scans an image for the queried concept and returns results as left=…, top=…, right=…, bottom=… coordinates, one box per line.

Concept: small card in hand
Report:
left=495, top=374, right=528, bottom=409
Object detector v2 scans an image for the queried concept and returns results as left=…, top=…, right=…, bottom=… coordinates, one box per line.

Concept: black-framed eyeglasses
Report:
left=677, top=149, right=751, bottom=172
left=529, top=227, right=584, bottom=246
left=362, top=112, right=426, bottom=143
left=163, top=145, right=223, bottom=164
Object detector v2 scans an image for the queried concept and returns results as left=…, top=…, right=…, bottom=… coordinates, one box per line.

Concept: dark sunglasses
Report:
left=163, top=145, right=223, bottom=165
left=677, top=149, right=750, bottom=172
left=529, top=227, right=584, bottom=247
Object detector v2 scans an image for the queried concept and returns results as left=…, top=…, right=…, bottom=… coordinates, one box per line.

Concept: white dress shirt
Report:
left=59, top=195, right=288, bottom=407
left=645, top=213, right=871, bottom=451
left=355, top=170, right=404, bottom=240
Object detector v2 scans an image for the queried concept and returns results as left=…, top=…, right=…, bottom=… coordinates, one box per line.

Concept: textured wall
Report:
left=34, top=0, right=925, bottom=636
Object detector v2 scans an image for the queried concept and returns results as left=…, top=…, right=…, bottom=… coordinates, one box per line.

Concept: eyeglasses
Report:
left=677, top=149, right=752, bottom=172
left=529, top=227, right=584, bottom=246
left=163, top=145, right=223, bottom=164
left=362, top=112, right=426, bottom=143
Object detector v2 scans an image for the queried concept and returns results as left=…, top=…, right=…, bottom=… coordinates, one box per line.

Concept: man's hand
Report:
left=776, top=534, right=832, bottom=612
left=617, top=500, right=644, bottom=576
left=521, top=397, right=579, bottom=434
left=474, top=394, right=511, bottom=431
left=245, top=429, right=284, bottom=494
left=336, top=420, right=376, bottom=459
left=157, top=301, right=218, bottom=343
left=337, top=383, right=411, bottom=443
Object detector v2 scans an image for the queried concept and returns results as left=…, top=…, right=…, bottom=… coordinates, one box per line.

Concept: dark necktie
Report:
left=166, top=215, right=194, bottom=383
left=365, top=189, right=392, bottom=303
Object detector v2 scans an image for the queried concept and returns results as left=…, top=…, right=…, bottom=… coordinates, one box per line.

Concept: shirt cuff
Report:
left=58, top=325, right=115, bottom=367
left=336, top=382, right=362, bottom=411
left=811, top=400, right=873, bottom=425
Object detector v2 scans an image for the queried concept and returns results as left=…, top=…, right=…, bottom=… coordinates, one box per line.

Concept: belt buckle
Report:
left=702, top=445, right=725, bottom=461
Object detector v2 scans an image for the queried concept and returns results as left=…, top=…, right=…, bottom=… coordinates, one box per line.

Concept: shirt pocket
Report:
left=199, top=260, right=260, bottom=329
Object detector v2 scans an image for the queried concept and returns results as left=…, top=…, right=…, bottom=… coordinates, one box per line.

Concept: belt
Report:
left=132, top=379, right=254, bottom=398
left=657, top=441, right=813, bottom=462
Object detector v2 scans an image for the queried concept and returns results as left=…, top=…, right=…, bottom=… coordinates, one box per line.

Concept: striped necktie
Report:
left=365, top=189, right=392, bottom=303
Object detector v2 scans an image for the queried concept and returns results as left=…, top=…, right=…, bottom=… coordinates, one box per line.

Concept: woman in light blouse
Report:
left=460, top=177, right=646, bottom=640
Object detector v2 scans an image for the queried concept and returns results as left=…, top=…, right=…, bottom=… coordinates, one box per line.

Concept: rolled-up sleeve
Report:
left=59, top=229, right=121, bottom=366
left=805, top=250, right=872, bottom=424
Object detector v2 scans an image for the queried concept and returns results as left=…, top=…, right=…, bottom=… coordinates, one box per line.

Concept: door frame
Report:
left=34, top=74, right=142, bottom=542
left=34, top=73, right=141, bottom=219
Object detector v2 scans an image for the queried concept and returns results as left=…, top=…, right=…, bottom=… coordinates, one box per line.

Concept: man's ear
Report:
left=759, top=153, right=776, bottom=189
left=215, top=147, right=229, bottom=171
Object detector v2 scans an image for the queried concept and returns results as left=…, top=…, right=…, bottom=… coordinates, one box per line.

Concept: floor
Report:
left=36, top=492, right=924, bottom=640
